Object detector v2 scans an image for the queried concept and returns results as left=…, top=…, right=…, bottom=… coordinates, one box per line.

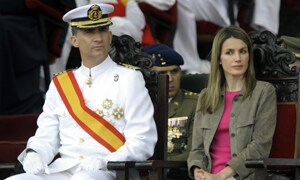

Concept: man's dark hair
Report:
left=71, top=27, right=79, bottom=35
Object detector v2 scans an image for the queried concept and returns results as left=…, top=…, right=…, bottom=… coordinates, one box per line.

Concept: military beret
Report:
left=63, top=3, right=114, bottom=28
left=143, top=44, right=184, bottom=66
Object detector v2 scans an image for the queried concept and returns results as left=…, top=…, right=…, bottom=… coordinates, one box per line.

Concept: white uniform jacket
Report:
left=18, top=57, right=158, bottom=173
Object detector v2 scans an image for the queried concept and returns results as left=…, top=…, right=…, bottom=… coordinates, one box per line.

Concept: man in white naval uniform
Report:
left=6, top=3, right=157, bottom=180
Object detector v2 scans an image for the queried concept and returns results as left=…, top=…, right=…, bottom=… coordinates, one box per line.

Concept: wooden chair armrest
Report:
left=107, top=161, right=136, bottom=170
left=245, top=158, right=300, bottom=180
left=245, top=158, right=300, bottom=168
left=0, top=163, right=16, bottom=170
left=134, top=160, right=187, bottom=170
left=135, top=160, right=187, bottom=180
left=107, top=161, right=136, bottom=180
left=107, top=160, right=187, bottom=180
left=107, top=160, right=187, bottom=171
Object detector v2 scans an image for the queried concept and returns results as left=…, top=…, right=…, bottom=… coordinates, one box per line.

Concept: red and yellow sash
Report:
left=53, top=71, right=125, bottom=152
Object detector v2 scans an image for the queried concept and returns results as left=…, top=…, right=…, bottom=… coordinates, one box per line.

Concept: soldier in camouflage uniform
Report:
left=144, top=44, right=198, bottom=161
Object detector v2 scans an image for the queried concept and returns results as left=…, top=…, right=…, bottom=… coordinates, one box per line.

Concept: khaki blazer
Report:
left=188, top=81, right=277, bottom=179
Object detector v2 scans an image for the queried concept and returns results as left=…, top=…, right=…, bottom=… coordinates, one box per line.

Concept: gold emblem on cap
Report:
left=88, top=4, right=102, bottom=21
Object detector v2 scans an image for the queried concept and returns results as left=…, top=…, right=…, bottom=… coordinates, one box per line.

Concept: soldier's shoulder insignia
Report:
left=183, top=90, right=199, bottom=101
left=120, top=63, right=141, bottom=71
left=53, top=70, right=67, bottom=77
left=184, top=91, right=199, bottom=97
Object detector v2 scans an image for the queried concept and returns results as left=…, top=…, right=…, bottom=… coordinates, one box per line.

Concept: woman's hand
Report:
left=194, top=167, right=206, bottom=180
left=200, top=171, right=227, bottom=180
left=194, top=166, right=236, bottom=180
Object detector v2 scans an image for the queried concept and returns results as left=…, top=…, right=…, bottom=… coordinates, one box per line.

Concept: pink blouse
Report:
left=210, top=91, right=240, bottom=174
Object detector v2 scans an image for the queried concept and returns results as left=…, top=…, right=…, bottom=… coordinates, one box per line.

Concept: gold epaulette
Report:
left=184, top=91, right=199, bottom=96
left=120, top=63, right=141, bottom=70
left=53, top=69, right=74, bottom=78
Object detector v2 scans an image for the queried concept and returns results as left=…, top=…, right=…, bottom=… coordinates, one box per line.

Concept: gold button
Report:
left=79, top=155, right=84, bottom=160
left=79, top=138, right=85, bottom=143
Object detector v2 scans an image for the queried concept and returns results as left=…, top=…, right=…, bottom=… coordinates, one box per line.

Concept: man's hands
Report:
left=80, top=156, right=108, bottom=171
left=23, top=152, right=45, bottom=174
left=23, top=151, right=108, bottom=174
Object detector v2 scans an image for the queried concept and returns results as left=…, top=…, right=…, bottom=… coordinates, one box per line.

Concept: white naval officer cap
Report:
left=63, top=3, right=114, bottom=29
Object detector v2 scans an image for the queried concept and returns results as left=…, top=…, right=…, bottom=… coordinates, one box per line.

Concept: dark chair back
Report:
left=250, top=30, right=299, bottom=159
left=245, top=30, right=300, bottom=179
left=180, top=73, right=209, bottom=93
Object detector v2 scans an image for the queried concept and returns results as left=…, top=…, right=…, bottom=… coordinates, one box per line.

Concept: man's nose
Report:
left=167, top=72, right=173, bottom=81
left=93, top=30, right=103, bottom=41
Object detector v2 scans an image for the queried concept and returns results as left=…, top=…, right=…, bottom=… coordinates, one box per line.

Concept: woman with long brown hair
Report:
left=188, top=25, right=277, bottom=180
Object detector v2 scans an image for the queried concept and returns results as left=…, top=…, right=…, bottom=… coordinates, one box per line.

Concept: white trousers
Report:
left=5, top=170, right=115, bottom=180
left=173, top=0, right=280, bottom=74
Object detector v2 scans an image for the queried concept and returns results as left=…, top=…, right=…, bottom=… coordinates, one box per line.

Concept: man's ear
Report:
left=71, top=36, right=79, bottom=48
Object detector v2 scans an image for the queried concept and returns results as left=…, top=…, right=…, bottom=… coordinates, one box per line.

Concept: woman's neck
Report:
left=225, top=77, right=244, bottom=92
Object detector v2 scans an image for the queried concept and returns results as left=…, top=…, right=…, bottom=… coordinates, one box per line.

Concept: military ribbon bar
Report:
left=53, top=71, right=125, bottom=152
left=168, top=116, right=188, bottom=127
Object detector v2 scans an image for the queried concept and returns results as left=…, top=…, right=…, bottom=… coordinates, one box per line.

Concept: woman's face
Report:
left=220, top=37, right=249, bottom=79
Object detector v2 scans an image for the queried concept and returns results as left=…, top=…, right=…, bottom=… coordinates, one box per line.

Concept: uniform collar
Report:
left=80, top=56, right=114, bottom=78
